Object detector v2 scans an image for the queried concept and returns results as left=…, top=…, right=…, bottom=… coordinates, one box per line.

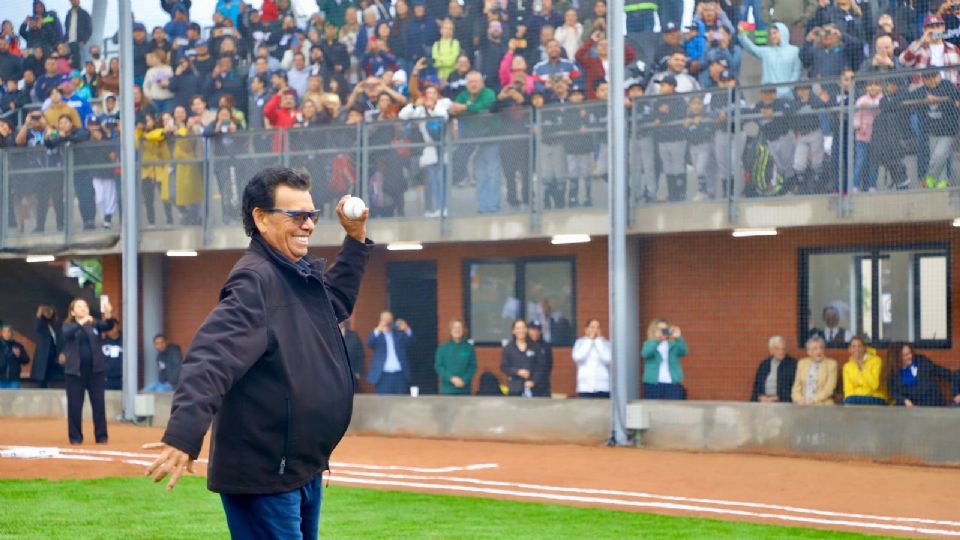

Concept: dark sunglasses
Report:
left=265, top=208, right=322, bottom=224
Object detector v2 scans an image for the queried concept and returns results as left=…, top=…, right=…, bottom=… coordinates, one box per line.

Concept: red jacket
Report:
left=575, top=38, right=636, bottom=100
left=263, top=93, right=298, bottom=129
left=261, top=0, right=279, bottom=22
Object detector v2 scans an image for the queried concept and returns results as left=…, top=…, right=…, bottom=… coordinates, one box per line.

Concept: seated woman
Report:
left=791, top=336, right=838, bottom=406
left=842, top=336, right=888, bottom=405
left=640, top=318, right=688, bottom=400
left=887, top=342, right=958, bottom=407
left=750, top=335, right=797, bottom=403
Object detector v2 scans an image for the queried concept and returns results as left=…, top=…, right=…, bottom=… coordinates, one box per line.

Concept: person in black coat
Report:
left=750, top=335, right=798, bottom=403
left=64, top=0, right=92, bottom=69
left=145, top=168, right=372, bottom=539
left=501, top=319, right=545, bottom=396
left=887, top=342, right=959, bottom=407
left=30, top=304, right=63, bottom=388
left=62, top=297, right=116, bottom=444
left=527, top=321, right=553, bottom=398
left=341, top=319, right=365, bottom=384
left=0, top=325, right=30, bottom=389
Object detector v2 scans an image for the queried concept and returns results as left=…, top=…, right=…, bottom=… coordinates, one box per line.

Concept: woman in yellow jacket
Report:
left=166, top=105, right=204, bottom=224
left=136, top=113, right=174, bottom=226
left=431, top=19, right=460, bottom=81
left=791, top=335, right=838, bottom=405
left=842, top=336, right=888, bottom=405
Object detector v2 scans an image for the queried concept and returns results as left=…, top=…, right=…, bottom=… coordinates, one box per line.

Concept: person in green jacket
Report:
left=640, top=317, right=688, bottom=400
left=451, top=72, right=501, bottom=213
left=435, top=319, right=477, bottom=395
left=432, top=19, right=461, bottom=81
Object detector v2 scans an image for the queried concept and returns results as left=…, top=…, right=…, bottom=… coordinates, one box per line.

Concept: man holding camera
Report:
left=900, top=14, right=960, bottom=86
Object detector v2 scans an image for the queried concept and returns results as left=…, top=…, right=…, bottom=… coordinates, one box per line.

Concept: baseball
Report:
left=343, top=197, right=366, bottom=220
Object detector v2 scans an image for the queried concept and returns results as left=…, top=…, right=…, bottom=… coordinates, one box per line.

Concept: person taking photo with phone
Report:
left=641, top=317, right=689, bottom=400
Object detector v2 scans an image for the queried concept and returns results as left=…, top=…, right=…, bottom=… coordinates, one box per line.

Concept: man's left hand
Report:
left=335, top=195, right=368, bottom=243
left=954, top=394, right=960, bottom=405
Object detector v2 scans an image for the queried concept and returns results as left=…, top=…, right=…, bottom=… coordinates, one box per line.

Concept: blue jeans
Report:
left=853, top=141, right=877, bottom=190
left=657, top=0, right=683, bottom=27
left=424, top=164, right=445, bottom=212
left=738, top=0, right=767, bottom=29
left=844, top=396, right=887, bottom=406
left=474, top=144, right=502, bottom=213
left=643, top=382, right=686, bottom=400
left=142, top=381, right=174, bottom=392
left=625, top=11, right=656, bottom=33
left=0, top=380, right=21, bottom=389
left=375, top=371, right=409, bottom=395
left=221, top=474, right=323, bottom=540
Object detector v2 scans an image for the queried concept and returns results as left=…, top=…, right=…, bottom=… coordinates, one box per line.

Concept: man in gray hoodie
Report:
left=739, top=22, right=802, bottom=97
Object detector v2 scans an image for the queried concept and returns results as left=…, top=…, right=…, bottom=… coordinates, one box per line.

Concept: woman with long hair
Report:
left=640, top=317, right=688, bottom=400
left=434, top=319, right=477, bottom=395
left=166, top=105, right=203, bottom=224
left=500, top=319, right=540, bottom=397
left=887, top=342, right=959, bottom=407
left=61, top=298, right=115, bottom=444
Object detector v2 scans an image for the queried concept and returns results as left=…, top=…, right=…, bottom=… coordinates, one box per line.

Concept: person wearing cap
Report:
left=789, top=82, right=827, bottom=194
left=800, top=23, right=864, bottom=78
left=649, top=74, right=689, bottom=201
left=739, top=22, right=801, bottom=97
left=699, top=26, right=740, bottom=88
left=434, top=319, right=477, bottom=395
left=900, top=13, right=960, bottom=86
left=163, top=4, right=190, bottom=42
left=743, top=86, right=794, bottom=196
left=57, top=75, right=94, bottom=126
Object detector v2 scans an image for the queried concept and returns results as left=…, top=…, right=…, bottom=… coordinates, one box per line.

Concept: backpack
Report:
left=743, top=137, right=785, bottom=197
left=476, top=371, right=504, bottom=396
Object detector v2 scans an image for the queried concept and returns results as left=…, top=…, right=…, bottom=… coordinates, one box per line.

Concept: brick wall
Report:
left=118, top=222, right=958, bottom=401
left=638, top=223, right=960, bottom=400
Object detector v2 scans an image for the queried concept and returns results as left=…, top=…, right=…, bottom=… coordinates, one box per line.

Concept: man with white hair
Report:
left=750, top=335, right=798, bottom=403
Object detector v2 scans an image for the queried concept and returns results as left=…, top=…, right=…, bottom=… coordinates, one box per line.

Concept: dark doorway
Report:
left=387, top=261, right=439, bottom=394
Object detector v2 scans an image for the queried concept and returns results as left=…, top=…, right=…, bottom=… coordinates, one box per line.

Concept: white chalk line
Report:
left=3, top=445, right=957, bottom=536
left=328, top=475, right=960, bottom=538
left=331, top=469, right=960, bottom=529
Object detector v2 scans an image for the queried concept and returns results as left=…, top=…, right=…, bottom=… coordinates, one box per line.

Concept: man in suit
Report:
left=809, top=305, right=852, bottom=347
left=366, top=310, right=414, bottom=394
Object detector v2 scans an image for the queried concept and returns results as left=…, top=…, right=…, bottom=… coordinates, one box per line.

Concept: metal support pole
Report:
left=63, top=145, right=75, bottom=244
left=119, top=0, right=139, bottom=421
left=608, top=0, right=633, bottom=445
left=843, top=79, right=857, bottom=216
left=0, top=151, right=8, bottom=247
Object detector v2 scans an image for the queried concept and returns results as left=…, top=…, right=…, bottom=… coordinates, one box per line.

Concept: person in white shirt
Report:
left=571, top=318, right=612, bottom=398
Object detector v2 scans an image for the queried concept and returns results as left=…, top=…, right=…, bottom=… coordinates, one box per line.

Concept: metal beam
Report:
left=607, top=0, right=632, bottom=445
left=118, top=0, right=139, bottom=421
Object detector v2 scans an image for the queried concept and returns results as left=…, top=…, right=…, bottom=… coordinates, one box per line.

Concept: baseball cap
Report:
left=718, top=70, right=735, bottom=82
left=710, top=57, right=729, bottom=67
left=528, top=320, right=542, bottom=330
left=924, top=14, right=945, bottom=27
left=659, top=74, right=678, bottom=87
left=663, top=22, right=679, bottom=33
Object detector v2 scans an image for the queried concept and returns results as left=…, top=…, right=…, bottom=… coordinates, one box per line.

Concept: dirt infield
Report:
left=2, top=417, right=959, bottom=537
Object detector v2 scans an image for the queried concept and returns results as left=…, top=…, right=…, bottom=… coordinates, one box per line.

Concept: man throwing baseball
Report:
left=145, top=167, right=371, bottom=539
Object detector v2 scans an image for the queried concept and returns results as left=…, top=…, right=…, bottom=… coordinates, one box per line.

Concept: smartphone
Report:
left=661, top=327, right=672, bottom=336
left=100, top=294, right=109, bottom=314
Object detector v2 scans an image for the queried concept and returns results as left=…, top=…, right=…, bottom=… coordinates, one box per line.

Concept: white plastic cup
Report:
left=409, top=386, right=419, bottom=397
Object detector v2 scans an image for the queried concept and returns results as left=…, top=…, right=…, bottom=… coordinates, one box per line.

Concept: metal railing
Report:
left=2, top=66, right=960, bottom=252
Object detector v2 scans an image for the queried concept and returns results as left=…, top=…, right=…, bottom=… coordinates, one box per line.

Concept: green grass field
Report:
left=0, top=477, right=888, bottom=539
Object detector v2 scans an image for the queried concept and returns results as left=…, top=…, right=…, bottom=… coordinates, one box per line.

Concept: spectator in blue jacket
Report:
left=404, top=0, right=440, bottom=61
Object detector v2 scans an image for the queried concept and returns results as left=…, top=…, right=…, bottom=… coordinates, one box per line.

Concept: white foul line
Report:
left=327, top=475, right=960, bottom=538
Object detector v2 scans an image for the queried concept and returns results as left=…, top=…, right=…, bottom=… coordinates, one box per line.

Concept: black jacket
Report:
left=750, top=355, right=798, bottom=403
left=64, top=7, right=93, bottom=44
left=0, top=51, right=23, bottom=83
left=500, top=341, right=545, bottom=396
left=343, top=329, right=365, bottom=379
left=888, top=355, right=956, bottom=407
left=30, top=316, right=62, bottom=382
left=61, top=318, right=116, bottom=376
left=530, top=340, right=553, bottom=398
left=0, top=339, right=30, bottom=382
left=162, top=235, right=372, bottom=495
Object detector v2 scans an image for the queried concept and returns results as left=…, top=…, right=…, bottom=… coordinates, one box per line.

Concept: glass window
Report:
left=801, top=246, right=950, bottom=347
left=465, top=258, right=577, bottom=346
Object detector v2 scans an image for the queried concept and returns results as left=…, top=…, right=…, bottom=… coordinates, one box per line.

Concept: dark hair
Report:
left=241, top=167, right=311, bottom=237
left=153, top=333, right=166, bottom=341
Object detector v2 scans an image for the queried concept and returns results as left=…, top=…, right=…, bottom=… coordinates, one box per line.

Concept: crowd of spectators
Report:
left=1, top=0, right=960, bottom=222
